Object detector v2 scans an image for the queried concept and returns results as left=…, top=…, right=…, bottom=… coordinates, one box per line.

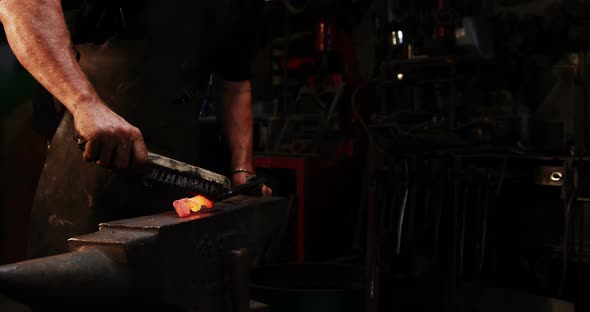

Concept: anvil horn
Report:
left=0, top=247, right=128, bottom=305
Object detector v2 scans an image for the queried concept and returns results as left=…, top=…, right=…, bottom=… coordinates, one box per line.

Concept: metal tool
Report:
left=74, top=136, right=232, bottom=200
left=142, top=152, right=233, bottom=200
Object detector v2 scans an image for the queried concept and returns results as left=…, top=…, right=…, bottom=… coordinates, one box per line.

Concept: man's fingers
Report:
left=261, top=185, right=273, bottom=197
left=73, top=105, right=147, bottom=170
left=96, top=140, right=115, bottom=168
left=83, top=139, right=100, bottom=162
left=113, top=141, right=131, bottom=170
left=131, top=136, right=148, bottom=168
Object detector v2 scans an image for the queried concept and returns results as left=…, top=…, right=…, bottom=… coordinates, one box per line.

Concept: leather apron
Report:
left=28, top=0, right=239, bottom=259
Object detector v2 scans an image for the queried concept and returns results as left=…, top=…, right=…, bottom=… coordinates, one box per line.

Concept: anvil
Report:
left=0, top=196, right=287, bottom=312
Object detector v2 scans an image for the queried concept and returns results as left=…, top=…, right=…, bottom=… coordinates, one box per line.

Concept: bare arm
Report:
left=218, top=80, right=271, bottom=196
left=218, top=81, right=254, bottom=175
left=0, top=0, right=147, bottom=169
left=0, top=0, right=97, bottom=114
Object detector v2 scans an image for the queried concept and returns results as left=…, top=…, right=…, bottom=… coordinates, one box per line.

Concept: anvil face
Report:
left=0, top=196, right=288, bottom=312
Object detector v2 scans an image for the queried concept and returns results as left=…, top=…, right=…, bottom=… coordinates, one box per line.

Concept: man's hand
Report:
left=73, top=103, right=148, bottom=170
left=231, top=172, right=273, bottom=197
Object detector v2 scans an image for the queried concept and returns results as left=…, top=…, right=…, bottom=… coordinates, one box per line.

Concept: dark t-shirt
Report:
left=34, top=0, right=263, bottom=138
left=63, top=0, right=263, bottom=81
left=214, top=0, right=264, bottom=81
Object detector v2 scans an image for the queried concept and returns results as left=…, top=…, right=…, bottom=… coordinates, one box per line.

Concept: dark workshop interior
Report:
left=1, top=0, right=590, bottom=311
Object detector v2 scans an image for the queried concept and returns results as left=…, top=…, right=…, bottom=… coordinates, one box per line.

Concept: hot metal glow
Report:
left=173, top=195, right=214, bottom=218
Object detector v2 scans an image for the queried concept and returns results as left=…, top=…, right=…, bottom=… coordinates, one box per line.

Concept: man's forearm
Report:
left=0, top=0, right=149, bottom=169
left=219, top=80, right=254, bottom=172
left=0, top=0, right=103, bottom=114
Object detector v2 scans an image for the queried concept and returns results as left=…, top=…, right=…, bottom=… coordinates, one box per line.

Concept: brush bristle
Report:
left=143, top=168, right=224, bottom=199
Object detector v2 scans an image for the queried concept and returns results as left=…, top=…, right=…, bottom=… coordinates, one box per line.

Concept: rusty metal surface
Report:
left=0, top=247, right=128, bottom=305
left=1, top=196, right=288, bottom=311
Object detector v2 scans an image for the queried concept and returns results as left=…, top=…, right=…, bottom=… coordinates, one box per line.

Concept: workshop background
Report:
left=2, top=0, right=590, bottom=311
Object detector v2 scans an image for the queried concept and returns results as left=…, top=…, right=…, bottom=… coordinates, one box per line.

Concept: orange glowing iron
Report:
left=173, top=178, right=265, bottom=217
left=173, top=195, right=214, bottom=217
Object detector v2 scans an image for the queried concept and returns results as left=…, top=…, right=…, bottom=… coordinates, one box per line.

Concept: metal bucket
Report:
left=251, top=264, right=364, bottom=312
